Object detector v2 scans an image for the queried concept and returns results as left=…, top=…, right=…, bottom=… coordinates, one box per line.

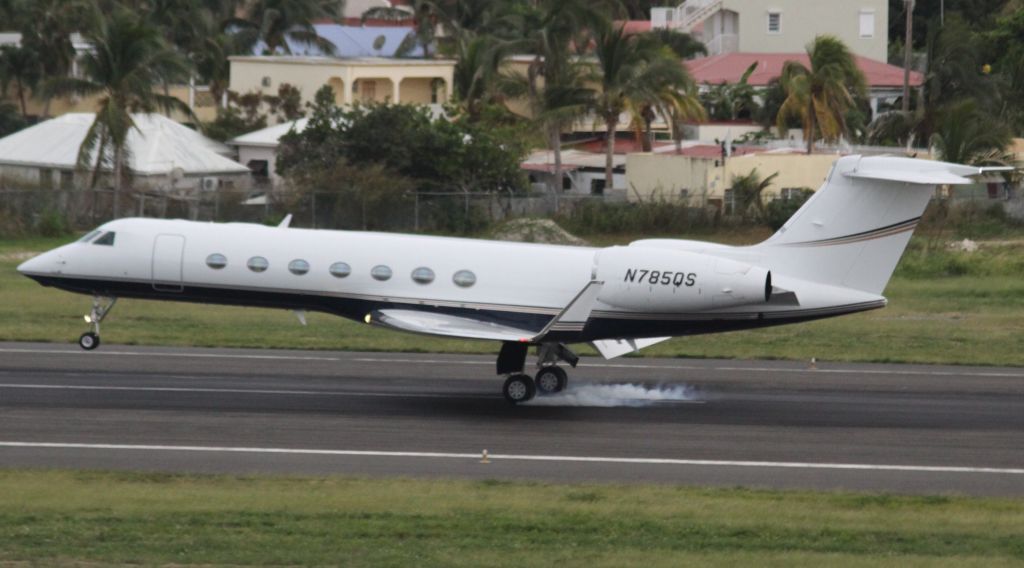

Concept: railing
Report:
left=680, top=0, right=723, bottom=31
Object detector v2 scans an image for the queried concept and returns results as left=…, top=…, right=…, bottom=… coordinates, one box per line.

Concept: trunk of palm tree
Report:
left=550, top=125, right=563, bottom=211
left=806, top=101, right=817, bottom=154
left=642, top=106, right=655, bottom=152
left=112, top=144, right=123, bottom=219
left=605, top=114, right=617, bottom=194
left=15, top=79, right=27, bottom=117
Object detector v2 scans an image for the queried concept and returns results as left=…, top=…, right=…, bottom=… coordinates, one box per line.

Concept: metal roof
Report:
left=0, top=113, right=249, bottom=176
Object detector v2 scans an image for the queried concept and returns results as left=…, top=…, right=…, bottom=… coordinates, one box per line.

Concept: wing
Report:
left=590, top=337, right=672, bottom=359
left=369, top=309, right=538, bottom=342
left=368, top=281, right=606, bottom=343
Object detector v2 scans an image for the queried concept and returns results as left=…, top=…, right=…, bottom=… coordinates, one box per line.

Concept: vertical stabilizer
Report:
left=755, top=156, right=985, bottom=294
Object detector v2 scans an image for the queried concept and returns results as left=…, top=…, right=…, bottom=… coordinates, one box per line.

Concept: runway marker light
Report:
left=809, top=357, right=817, bottom=370
left=480, top=449, right=490, bottom=464
left=84, top=315, right=91, bottom=323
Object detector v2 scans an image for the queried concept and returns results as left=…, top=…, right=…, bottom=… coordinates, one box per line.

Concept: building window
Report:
left=206, top=253, right=227, bottom=268
left=371, top=265, right=392, bottom=281
left=767, top=11, right=781, bottom=34
left=261, top=76, right=271, bottom=87
left=411, top=267, right=435, bottom=284
left=329, top=262, right=352, bottom=278
left=590, top=179, right=606, bottom=195
left=859, top=10, right=875, bottom=38
left=247, top=256, right=269, bottom=273
left=288, top=259, right=310, bottom=275
left=453, top=270, right=476, bottom=288
left=94, top=232, right=116, bottom=246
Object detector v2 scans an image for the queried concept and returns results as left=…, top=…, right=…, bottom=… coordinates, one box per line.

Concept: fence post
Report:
left=311, top=191, right=317, bottom=229
left=414, top=191, right=420, bottom=232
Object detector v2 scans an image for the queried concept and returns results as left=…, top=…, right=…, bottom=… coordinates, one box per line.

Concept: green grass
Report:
left=0, top=470, right=1021, bottom=566
left=2, top=235, right=1023, bottom=365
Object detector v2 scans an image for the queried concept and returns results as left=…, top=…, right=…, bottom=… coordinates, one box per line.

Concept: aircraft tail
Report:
left=755, top=155, right=1005, bottom=295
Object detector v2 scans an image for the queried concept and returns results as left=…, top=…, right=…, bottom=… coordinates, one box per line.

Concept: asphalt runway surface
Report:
left=0, top=342, right=1022, bottom=496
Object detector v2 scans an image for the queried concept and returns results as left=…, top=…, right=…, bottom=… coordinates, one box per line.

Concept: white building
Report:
left=652, top=0, right=889, bottom=61
left=229, top=119, right=310, bottom=185
left=0, top=113, right=250, bottom=191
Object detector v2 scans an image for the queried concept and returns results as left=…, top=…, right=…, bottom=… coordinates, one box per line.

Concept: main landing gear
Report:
left=79, top=295, right=116, bottom=351
left=498, top=341, right=578, bottom=404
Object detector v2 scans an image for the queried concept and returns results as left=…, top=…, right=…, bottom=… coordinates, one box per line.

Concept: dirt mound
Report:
left=490, top=218, right=588, bottom=246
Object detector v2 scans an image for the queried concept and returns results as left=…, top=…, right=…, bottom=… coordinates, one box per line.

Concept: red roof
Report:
left=616, top=20, right=652, bottom=35
left=686, top=52, right=924, bottom=88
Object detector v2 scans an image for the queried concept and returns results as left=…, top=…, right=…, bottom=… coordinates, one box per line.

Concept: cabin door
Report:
left=152, top=234, right=185, bottom=292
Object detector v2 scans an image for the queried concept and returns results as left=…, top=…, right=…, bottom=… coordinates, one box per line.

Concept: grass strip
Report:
left=0, top=470, right=1022, bottom=566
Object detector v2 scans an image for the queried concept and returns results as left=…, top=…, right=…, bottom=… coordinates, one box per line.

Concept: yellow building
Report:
left=228, top=56, right=455, bottom=114
left=626, top=150, right=843, bottom=207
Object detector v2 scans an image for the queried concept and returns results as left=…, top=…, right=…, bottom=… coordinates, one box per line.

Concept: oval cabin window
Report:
left=329, top=262, right=352, bottom=278
left=288, top=259, right=310, bottom=275
left=411, top=267, right=435, bottom=284
left=371, top=265, right=392, bottom=281
left=453, top=270, right=476, bottom=287
left=247, top=256, right=269, bottom=273
left=206, top=253, right=227, bottom=269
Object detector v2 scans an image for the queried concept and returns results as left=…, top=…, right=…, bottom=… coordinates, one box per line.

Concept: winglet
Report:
left=278, top=214, right=293, bottom=228
left=532, top=281, right=603, bottom=341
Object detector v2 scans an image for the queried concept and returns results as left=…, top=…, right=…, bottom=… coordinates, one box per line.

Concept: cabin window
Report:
left=288, top=259, right=310, bottom=275
left=411, top=267, right=435, bottom=284
left=371, top=265, right=392, bottom=281
left=77, top=230, right=102, bottom=243
left=329, top=262, right=352, bottom=278
left=247, top=256, right=269, bottom=273
left=453, top=270, right=476, bottom=287
left=93, top=232, right=116, bottom=246
left=206, top=253, right=227, bottom=269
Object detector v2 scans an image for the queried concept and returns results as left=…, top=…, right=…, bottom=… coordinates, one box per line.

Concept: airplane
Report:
left=16, top=156, right=1008, bottom=404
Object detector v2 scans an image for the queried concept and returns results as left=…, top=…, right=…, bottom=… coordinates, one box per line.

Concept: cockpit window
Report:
left=77, top=230, right=102, bottom=243
left=93, top=232, right=116, bottom=246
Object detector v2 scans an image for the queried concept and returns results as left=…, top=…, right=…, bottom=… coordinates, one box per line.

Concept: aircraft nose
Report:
left=17, top=249, right=63, bottom=275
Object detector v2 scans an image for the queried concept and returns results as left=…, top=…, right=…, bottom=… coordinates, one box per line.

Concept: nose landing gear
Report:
left=79, top=296, right=116, bottom=351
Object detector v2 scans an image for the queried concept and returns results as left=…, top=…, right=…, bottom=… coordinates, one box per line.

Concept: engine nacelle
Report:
left=594, top=246, right=771, bottom=312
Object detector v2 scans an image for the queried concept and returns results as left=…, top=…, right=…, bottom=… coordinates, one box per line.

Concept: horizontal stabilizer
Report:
left=844, top=169, right=972, bottom=185
left=591, top=337, right=671, bottom=359
left=370, top=309, right=536, bottom=342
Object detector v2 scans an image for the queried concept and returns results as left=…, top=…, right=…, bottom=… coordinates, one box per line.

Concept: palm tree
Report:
left=45, top=6, right=192, bottom=218
left=776, top=35, right=866, bottom=154
left=647, top=28, right=707, bottom=60
left=930, top=99, right=1011, bottom=166
left=0, top=45, right=41, bottom=118
left=18, top=0, right=86, bottom=117
left=729, top=168, right=778, bottom=221
left=592, top=24, right=695, bottom=189
left=232, top=0, right=338, bottom=56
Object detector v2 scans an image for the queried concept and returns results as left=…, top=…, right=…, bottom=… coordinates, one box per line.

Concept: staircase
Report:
left=679, top=0, right=723, bottom=32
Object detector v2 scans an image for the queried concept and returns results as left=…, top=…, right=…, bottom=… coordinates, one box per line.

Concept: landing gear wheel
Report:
left=535, top=366, right=567, bottom=395
left=503, top=373, right=536, bottom=404
left=79, top=332, right=100, bottom=351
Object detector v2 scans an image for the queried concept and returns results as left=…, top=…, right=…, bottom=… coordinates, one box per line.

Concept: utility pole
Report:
left=902, top=0, right=915, bottom=113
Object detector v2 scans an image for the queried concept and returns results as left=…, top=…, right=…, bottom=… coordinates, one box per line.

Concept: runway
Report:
left=0, top=342, right=1022, bottom=496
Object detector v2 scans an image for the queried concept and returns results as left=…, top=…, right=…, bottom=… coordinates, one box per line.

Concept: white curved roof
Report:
left=0, top=113, right=249, bottom=176
left=229, top=119, right=310, bottom=148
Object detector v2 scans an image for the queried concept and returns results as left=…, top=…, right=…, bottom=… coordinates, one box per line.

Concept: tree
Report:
left=701, top=62, right=759, bottom=121
left=930, top=99, right=1011, bottom=165
left=729, top=168, right=778, bottom=221
left=0, top=44, right=41, bottom=117
left=232, top=0, right=338, bottom=56
left=776, top=35, right=867, bottom=153
left=45, top=6, right=192, bottom=217
left=592, top=23, right=694, bottom=188
left=647, top=28, right=707, bottom=60
left=18, top=0, right=85, bottom=117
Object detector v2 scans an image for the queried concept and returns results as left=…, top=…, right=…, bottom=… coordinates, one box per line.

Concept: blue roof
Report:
left=252, top=24, right=426, bottom=58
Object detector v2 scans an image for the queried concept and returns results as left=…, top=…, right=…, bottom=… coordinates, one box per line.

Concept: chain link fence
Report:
left=0, top=188, right=628, bottom=236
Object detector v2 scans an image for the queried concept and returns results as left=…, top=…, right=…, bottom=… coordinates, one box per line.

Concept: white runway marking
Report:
left=4, top=346, right=1024, bottom=378
left=0, top=441, right=1021, bottom=475
left=0, top=383, right=483, bottom=399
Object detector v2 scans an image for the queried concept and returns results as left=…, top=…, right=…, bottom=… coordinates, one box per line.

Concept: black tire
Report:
left=503, top=374, right=536, bottom=404
left=79, top=332, right=100, bottom=350
left=535, top=366, right=567, bottom=395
